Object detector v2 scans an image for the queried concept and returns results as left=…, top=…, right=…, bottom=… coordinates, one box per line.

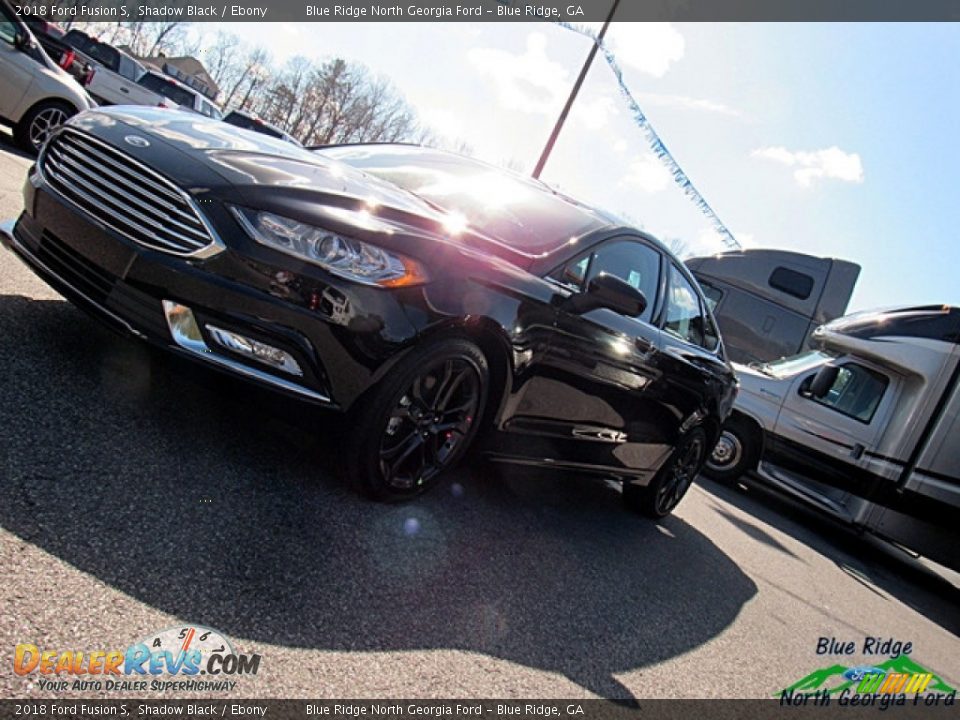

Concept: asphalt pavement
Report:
left=0, top=129, right=957, bottom=700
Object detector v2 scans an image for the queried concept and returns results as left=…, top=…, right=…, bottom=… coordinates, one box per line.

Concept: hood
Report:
left=64, top=107, right=534, bottom=266
left=732, top=362, right=790, bottom=404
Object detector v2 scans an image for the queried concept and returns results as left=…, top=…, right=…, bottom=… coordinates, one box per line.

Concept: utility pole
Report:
left=532, top=0, right=621, bottom=179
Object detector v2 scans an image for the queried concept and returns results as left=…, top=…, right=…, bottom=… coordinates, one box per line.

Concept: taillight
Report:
left=83, top=66, right=95, bottom=87
left=59, top=49, right=75, bottom=70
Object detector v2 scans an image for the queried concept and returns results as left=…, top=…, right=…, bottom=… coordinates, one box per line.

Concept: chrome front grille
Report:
left=40, top=129, right=220, bottom=257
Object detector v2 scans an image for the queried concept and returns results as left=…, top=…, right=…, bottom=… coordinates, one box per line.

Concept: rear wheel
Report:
left=624, top=427, right=708, bottom=518
left=346, top=338, right=488, bottom=501
left=15, top=100, right=75, bottom=154
left=703, top=416, right=758, bottom=483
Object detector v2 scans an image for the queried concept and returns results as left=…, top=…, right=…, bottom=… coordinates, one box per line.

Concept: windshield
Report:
left=316, top=145, right=608, bottom=255
left=757, top=350, right=832, bottom=378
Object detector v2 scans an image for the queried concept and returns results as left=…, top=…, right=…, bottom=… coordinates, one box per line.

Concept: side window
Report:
left=0, top=9, right=18, bottom=44
left=700, top=281, right=723, bottom=313
left=549, top=240, right=661, bottom=323
left=702, top=308, right=720, bottom=352
left=665, top=263, right=712, bottom=348
left=811, top=363, right=888, bottom=423
left=769, top=266, right=814, bottom=300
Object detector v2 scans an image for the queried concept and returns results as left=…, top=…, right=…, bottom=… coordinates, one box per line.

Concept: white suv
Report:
left=0, top=0, right=93, bottom=153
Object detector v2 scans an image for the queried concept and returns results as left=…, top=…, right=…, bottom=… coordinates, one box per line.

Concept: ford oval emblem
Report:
left=124, top=135, right=150, bottom=148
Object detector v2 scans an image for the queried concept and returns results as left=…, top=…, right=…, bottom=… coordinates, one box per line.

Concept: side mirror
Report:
left=14, top=31, right=34, bottom=53
left=803, top=364, right=839, bottom=399
left=565, top=273, right=647, bottom=318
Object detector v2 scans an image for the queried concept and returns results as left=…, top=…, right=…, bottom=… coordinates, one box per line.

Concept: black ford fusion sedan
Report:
left=2, top=107, right=736, bottom=516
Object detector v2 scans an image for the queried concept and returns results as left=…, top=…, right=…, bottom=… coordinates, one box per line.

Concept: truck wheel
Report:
left=346, top=338, right=489, bottom=502
left=624, top=426, right=708, bottom=518
left=704, top=416, right=757, bottom=483
left=14, top=100, right=75, bottom=155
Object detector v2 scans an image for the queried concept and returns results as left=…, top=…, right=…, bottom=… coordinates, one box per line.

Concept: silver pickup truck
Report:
left=52, top=30, right=171, bottom=108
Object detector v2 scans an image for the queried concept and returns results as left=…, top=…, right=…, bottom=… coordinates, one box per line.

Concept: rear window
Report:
left=139, top=74, right=196, bottom=108
left=318, top=145, right=607, bottom=255
left=64, top=31, right=119, bottom=71
left=769, top=266, right=814, bottom=300
left=225, top=113, right=284, bottom=138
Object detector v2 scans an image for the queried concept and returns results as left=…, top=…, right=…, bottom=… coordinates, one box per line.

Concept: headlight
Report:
left=230, top=207, right=428, bottom=287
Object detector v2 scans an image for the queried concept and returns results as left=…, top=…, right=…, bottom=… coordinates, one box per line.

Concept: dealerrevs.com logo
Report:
left=14, top=625, right=261, bottom=693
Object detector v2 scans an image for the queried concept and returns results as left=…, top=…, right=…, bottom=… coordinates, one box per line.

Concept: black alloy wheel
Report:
left=348, top=338, right=489, bottom=500
left=624, top=426, right=708, bottom=518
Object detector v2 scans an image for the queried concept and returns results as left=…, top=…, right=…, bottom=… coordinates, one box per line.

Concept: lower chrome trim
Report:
left=2, top=218, right=330, bottom=405
left=162, top=300, right=331, bottom=403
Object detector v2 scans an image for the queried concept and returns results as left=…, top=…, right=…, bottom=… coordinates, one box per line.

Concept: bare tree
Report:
left=222, top=46, right=271, bottom=108
left=47, top=22, right=428, bottom=146
left=665, top=237, right=691, bottom=258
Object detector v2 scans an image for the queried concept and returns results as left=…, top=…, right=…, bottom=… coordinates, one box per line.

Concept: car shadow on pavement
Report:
left=0, top=129, right=34, bottom=162
left=696, top=477, right=960, bottom=638
left=0, top=295, right=758, bottom=701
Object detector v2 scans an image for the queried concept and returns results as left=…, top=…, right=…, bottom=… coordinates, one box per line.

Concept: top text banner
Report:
left=13, top=0, right=960, bottom=22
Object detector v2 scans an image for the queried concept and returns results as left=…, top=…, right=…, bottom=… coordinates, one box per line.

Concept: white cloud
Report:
left=467, top=33, right=567, bottom=115
left=696, top=227, right=756, bottom=253
left=753, top=146, right=865, bottom=187
left=582, top=22, right=686, bottom=77
left=421, top=107, right=464, bottom=141
left=573, top=95, right=618, bottom=130
left=623, top=156, right=672, bottom=193
left=637, top=93, right=742, bottom=118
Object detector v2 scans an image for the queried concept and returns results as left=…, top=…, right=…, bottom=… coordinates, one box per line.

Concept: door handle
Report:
left=851, top=443, right=865, bottom=460
left=635, top=336, right=655, bottom=353
left=120, top=87, right=129, bottom=93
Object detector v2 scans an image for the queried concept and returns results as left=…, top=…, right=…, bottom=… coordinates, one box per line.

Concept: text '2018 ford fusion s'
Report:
left=1, top=107, right=737, bottom=517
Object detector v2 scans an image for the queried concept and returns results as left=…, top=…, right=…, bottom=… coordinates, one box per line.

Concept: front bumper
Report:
left=3, top=173, right=421, bottom=409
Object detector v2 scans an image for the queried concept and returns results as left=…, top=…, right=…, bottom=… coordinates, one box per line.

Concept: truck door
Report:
left=766, top=359, right=896, bottom=522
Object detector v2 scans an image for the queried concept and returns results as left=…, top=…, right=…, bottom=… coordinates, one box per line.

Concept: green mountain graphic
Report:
left=778, top=655, right=956, bottom=697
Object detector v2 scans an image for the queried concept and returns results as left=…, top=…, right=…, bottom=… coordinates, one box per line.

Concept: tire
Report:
left=346, top=338, right=489, bottom=501
left=624, top=426, right=708, bottom=519
left=14, top=100, right=75, bottom=155
left=703, top=416, right=758, bottom=483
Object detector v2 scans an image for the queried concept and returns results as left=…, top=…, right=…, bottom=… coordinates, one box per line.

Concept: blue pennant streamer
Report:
left=557, top=22, right=741, bottom=251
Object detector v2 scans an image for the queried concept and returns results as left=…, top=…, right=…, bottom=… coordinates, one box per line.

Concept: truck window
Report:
left=117, top=54, right=146, bottom=82
left=0, top=15, right=16, bottom=44
left=769, top=266, right=814, bottom=300
left=811, top=363, right=888, bottom=423
left=139, top=73, right=196, bottom=108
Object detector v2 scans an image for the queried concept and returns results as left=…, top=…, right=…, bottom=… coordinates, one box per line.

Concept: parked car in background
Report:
left=223, top=109, right=301, bottom=145
left=21, top=19, right=89, bottom=85
left=2, top=106, right=736, bottom=515
left=138, top=70, right=222, bottom=117
left=704, top=305, right=960, bottom=572
left=686, top=249, right=860, bottom=365
left=69, top=38, right=153, bottom=107
left=0, top=0, right=94, bottom=153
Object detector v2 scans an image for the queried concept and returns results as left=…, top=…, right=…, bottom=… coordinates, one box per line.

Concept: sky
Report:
left=201, top=22, right=959, bottom=313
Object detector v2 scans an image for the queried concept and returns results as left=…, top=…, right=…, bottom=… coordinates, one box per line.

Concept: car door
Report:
left=498, top=236, right=672, bottom=478
left=655, top=261, right=731, bottom=444
left=764, top=359, right=896, bottom=520
left=0, top=8, right=35, bottom=118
